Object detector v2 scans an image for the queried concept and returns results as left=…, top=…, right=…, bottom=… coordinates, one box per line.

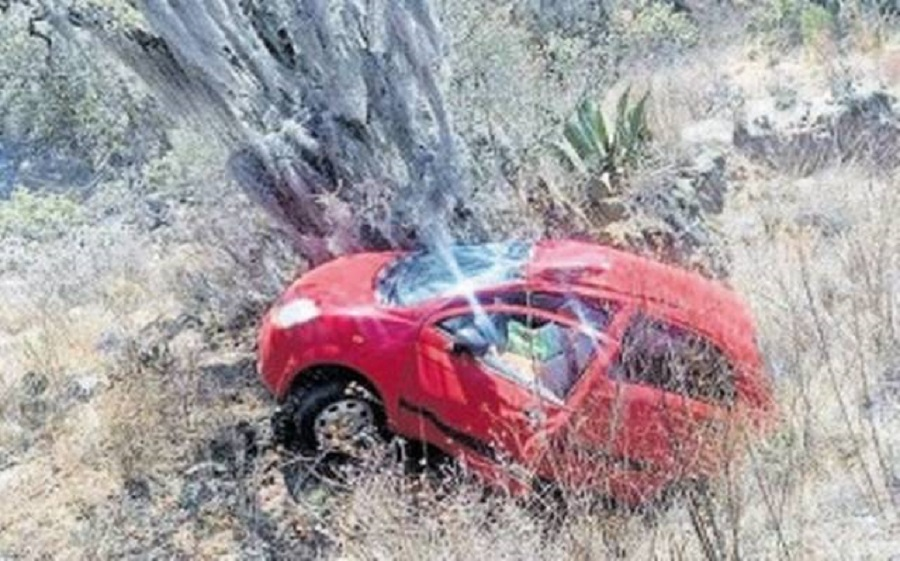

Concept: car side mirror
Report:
left=449, top=326, right=492, bottom=357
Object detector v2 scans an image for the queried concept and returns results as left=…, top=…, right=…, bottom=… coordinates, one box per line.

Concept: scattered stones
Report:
left=20, top=371, right=49, bottom=398
left=680, top=118, right=734, bottom=146
left=66, top=371, right=106, bottom=402
left=623, top=148, right=731, bottom=277
left=735, top=88, right=900, bottom=174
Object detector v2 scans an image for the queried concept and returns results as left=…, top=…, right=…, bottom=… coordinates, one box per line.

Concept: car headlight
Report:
left=272, top=298, right=320, bottom=329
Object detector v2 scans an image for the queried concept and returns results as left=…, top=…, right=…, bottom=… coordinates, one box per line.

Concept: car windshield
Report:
left=378, top=241, right=532, bottom=306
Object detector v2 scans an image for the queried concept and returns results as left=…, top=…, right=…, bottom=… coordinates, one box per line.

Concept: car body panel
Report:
left=257, top=240, right=775, bottom=505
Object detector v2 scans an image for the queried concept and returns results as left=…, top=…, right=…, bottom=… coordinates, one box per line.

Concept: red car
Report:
left=258, top=240, right=774, bottom=505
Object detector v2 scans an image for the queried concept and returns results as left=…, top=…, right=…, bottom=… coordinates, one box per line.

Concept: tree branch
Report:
left=28, top=10, right=53, bottom=62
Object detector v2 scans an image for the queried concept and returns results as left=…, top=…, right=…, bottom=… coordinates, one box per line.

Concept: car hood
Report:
left=280, top=251, right=401, bottom=309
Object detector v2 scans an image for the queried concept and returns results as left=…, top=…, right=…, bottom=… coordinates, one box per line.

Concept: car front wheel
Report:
left=285, top=378, right=387, bottom=459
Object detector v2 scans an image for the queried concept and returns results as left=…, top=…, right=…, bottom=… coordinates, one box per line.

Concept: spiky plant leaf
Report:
left=614, top=86, right=633, bottom=146
left=552, top=139, right=588, bottom=174
left=554, top=87, right=651, bottom=193
left=588, top=100, right=611, bottom=156
left=563, top=111, right=594, bottom=163
left=576, top=100, right=602, bottom=156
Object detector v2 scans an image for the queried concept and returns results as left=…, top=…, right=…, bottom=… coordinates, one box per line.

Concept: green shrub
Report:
left=0, top=4, right=162, bottom=178
left=801, top=2, right=838, bottom=44
left=616, top=1, right=699, bottom=52
left=0, top=188, right=84, bottom=240
left=750, top=0, right=839, bottom=47
left=555, top=88, right=651, bottom=194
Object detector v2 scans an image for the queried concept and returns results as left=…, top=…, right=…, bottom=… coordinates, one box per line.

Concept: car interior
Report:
left=613, top=315, right=736, bottom=405
left=440, top=308, right=597, bottom=400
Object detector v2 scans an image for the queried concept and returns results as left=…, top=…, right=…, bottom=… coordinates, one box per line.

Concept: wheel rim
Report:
left=313, top=398, right=377, bottom=453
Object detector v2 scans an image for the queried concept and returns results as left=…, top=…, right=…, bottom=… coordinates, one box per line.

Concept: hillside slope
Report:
left=1, top=2, right=899, bottom=558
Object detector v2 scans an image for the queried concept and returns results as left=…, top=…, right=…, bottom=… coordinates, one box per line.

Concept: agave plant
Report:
left=556, top=87, right=652, bottom=191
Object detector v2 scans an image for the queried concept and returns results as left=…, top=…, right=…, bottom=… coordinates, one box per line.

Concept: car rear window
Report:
left=377, top=241, right=532, bottom=306
left=613, top=314, right=736, bottom=405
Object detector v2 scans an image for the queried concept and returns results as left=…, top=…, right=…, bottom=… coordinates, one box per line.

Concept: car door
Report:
left=601, top=311, right=735, bottom=501
left=402, top=303, right=545, bottom=476
left=531, top=298, right=630, bottom=491
left=651, top=319, right=735, bottom=477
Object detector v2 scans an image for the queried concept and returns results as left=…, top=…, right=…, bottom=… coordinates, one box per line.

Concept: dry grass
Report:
left=289, top=38, right=900, bottom=561
left=0, top=150, right=292, bottom=556
left=295, top=167, right=900, bottom=561
left=2, top=6, right=900, bottom=560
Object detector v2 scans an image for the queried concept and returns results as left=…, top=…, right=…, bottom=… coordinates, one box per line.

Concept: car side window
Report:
left=479, top=291, right=613, bottom=334
left=613, top=314, right=736, bottom=405
left=436, top=311, right=598, bottom=401
left=531, top=292, right=613, bottom=333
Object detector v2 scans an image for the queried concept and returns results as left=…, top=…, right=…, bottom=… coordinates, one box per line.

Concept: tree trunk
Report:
left=83, top=0, right=470, bottom=264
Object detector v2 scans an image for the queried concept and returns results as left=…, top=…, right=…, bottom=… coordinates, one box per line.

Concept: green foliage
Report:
left=444, top=1, right=616, bottom=190
left=613, top=0, right=700, bottom=52
left=146, top=128, right=228, bottom=194
left=556, top=88, right=651, bottom=191
left=0, top=188, right=84, bottom=240
left=750, top=0, right=839, bottom=47
left=0, top=4, right=162, bottom=178
left=801, top=3, right=838, bottom=44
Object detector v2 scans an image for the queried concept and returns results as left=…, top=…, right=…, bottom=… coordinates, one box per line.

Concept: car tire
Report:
left=284, top=377, right=387, bottom=457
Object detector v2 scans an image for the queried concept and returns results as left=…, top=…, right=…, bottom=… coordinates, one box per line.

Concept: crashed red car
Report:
left=258, top=240, right=774, bottom=506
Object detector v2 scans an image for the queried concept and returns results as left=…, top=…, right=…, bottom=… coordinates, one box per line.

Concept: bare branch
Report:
left=27, top=9, right=52, bottom=63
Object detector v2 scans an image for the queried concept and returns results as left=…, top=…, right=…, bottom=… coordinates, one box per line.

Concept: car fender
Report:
left=273, top=312, right=419, bottom=420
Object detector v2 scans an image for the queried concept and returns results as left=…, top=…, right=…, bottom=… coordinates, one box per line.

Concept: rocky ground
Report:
left=2, top=3, right=900, bottom=559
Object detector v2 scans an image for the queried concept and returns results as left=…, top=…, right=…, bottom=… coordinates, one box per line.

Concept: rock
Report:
left=197, top=353, right=256, bottom=391
left=138, top=197, right=171, bottom=232
left=681, top=118, right=734, bottom=146
left=593, top=197, right=629, bottom=223
left=0, top=449, right=13, bottom=472
left=95, top=329, right=126, bottom=356
left=20, top=372, right=48, bottom=398
left=623, top=149, right=731, bottom=277
left=684, top=149, right=728, bottom=214
left=794, top=210, right=851, bottom=238
left=137, top=313, right=204, bottom=345
left=124, top=476, right=151, bottom=501
left=132, top=313, right=205, bottom=371
left=95, top=0, right=470, bottom=264
left=735, top=88, right=900, bottom=174
left=66, top=372, right=105, bottom=402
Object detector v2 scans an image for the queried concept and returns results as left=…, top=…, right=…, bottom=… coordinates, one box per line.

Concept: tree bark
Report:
left=62, top=0, right=470, bottom=265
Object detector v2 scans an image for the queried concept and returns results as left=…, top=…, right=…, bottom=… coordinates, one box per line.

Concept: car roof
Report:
left=527, top=240, right=756, bottom=345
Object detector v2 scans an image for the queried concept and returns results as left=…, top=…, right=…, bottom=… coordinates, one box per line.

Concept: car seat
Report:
left=539, top=328, right=595, bottom=399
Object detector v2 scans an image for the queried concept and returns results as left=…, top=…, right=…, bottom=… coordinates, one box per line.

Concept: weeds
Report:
left=2, top=1, right=900, bottom=559
left=0, top=187, right=84, bottom=240
left=556, top=88, right=652, bottom=194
